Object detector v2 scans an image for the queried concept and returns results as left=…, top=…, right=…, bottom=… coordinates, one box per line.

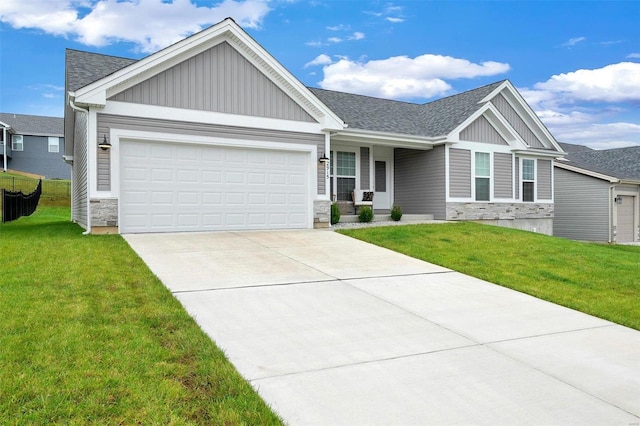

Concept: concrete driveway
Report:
left=125, top=229, right=640, bottom=425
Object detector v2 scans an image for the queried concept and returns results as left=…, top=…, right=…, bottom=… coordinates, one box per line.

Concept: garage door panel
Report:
left=119, top=140, right=311, bottom=233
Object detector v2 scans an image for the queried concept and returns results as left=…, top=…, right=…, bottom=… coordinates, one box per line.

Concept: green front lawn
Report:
left=339, top=222, right=640, bottom=330
left=0, top=207, right=282, bottom=425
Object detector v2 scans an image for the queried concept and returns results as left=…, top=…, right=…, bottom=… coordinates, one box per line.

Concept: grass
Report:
left=339, top=222, right=640, bottom=330
left=0, top=207, right=282, bottom=425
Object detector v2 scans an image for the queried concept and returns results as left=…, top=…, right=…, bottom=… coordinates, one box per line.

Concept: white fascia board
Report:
left=333, top=128, right=443, bottom=149
left=101, top=101, right=326, bottom=135
left=0, top=121, right=11, bottom=129
left=553, top=161, right=619, bottom=182
left=512, top=148, right=564, bottom=158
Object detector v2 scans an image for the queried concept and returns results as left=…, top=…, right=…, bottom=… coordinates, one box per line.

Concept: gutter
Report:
left=69, top=95, right=92, bottom=235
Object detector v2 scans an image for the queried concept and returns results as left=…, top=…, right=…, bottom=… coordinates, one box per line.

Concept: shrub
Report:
left=358, top=206, right=374, bottom=223
left=390, top=204, right=403, bottom=221
left=331, top=202, right=341, bottom=224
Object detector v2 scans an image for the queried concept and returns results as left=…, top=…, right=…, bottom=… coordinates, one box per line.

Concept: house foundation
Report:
left=446, top=202, right=554, bottom=235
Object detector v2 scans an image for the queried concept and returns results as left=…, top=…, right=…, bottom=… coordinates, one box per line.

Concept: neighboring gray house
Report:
left=554, top=143, right=640, bottom=243
left=0, top=113, right=70, bottom=179
left=64, top=18, right=563, bottom=235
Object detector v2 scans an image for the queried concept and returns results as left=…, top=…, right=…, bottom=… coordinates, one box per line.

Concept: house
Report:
left=554, top=143, right=640, bottom=243
left=0, top=113, right=69, bottom=179
left=64, top=18, right=563, bottom=235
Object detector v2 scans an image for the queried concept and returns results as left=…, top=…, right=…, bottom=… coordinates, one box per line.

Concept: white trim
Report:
left=333, top=128, right=443, bottom=148
left=473, top=151, right=492, bottom=201
left=521, top=158, right=536, bottom=203
left=113, top=128, right=318, bottom=231
left=330, top=144, right=360, bottom=202
left=101, top=101, right=326, bottom=134
left=11, top=134, right=23, bottom=151
left=48, top=136, right=60, bottom=153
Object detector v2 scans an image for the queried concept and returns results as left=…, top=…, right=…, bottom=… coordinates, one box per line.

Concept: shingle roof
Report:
left=0, top=113, right=63, bottom=136
left=558, top=142, right=594, bottom=153
left=562, top=146, right=640, bottom=181
left=309, top=80, right=505, bottom=138
left=66, top=49, right=137, bottom=92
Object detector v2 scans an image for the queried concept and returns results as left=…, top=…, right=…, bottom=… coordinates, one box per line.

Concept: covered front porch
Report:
left=327, top=134, right=445, bottom=219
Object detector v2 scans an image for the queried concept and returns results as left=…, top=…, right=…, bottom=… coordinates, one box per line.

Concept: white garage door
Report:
left=617, top=195, right=636, bottom=243
left=120, top=140, right=310, bottom=233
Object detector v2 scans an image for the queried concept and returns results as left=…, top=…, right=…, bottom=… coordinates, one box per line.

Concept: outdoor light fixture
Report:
left=98, top=134, right=112, bottom=150
left=615, top=196, right=622, bottom=205
left=319, top=154, right=330, bottom=165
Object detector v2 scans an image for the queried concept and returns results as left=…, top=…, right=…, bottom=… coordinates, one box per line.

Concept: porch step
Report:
left=339, top=213, right=434, bottom=223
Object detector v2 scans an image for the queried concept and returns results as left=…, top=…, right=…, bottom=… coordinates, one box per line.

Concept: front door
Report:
left=373, top=159, right=391, bottom=210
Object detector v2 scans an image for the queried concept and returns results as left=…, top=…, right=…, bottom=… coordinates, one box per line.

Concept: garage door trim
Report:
left=111, top=128, right=318, bottom=233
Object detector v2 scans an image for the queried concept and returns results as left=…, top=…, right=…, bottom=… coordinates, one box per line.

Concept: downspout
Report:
left=69, top=97, right=92, bottom=235
left=609, top=184, right=616, bottom=243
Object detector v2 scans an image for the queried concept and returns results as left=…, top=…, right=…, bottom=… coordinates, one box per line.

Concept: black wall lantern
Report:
left=98, top=134, right=112, bottom=150
left=319, top=154, right=330, bottom=165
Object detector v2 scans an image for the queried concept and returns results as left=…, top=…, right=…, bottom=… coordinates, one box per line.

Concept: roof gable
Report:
left=69, top=18, right=342, bottom=130
left=107, top=41, right=316, bottom=123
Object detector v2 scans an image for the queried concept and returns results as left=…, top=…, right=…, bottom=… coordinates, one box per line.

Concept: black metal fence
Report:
left=0, top=175, right=70, bottom=198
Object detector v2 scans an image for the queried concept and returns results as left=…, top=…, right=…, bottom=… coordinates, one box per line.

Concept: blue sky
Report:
left=1, top=0, right=639, bottom=149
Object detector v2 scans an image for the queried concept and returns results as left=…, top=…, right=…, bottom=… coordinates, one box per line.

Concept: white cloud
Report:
left=305, top=40, right=324, bottom=47
left=627, top=53, right=640, bottom=59
left=0, top=0, right=271, bottom=53
left=326, top=24, right=349, bottom=31
left=328, top=36, right=342, bottom=43
left=318, top=54, right=510, bottom=100
left=349, top=31, right=365, bottom=40
left=385, top=17, right=404, bottom=23
left=561, top=36, right=586, bottom=47
left=533, top=62, right=640, bottom=103
left=304, top=53, right=332, bottom=68
left=521, top=62, right=640, bottom=148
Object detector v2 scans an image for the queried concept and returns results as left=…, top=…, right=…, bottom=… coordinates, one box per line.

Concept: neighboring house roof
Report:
left=66, top=49, right=137, bottom=92
left=558, top=142, right=594, bottom=153
left=309, top=81, right=505, bottom=138
left=558, top=145, right=640, bottom=181
left=0, top=113, right=63, bottom=137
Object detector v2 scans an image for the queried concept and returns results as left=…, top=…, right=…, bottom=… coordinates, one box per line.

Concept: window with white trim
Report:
left=330, top=151, right=356, bottom=201
left=48, top=137, right=59, bottom=153
left=11, top=134, right=23, bottom=151
left=522, top=159, right=535, bottom=202
left=475, top=152, right=490, bottom=201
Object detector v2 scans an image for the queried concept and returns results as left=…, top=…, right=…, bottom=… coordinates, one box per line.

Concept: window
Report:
left=11, top=134, right=23, bottom=151
left=330, top=151, right=356, bottom=201
left=475, top=152, right=490, bottom=201
left=522, top=159, right=535, bottom=202
left=48, top=137, right=60, bottom=153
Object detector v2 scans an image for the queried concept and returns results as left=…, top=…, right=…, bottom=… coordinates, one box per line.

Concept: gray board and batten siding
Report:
left=109, top=41, right=315, bottom=123
left=460, top=115, right=508, bottom=145
left=394, top=145, right=446, bottom=219
left=493, top=152, right=513, bottom=199
left=360, top=147, right=370, bottom=190
left=491, top=94, right=545, bottom=149
left=96, top=114, right=326, bottom=194
left=448, top=148, right=472, bottom=198
left=553, top=167, right=611, bottom=242
left=537, top=159, right=553, bottom=200
left=72, top=111, right=89, bottom=228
